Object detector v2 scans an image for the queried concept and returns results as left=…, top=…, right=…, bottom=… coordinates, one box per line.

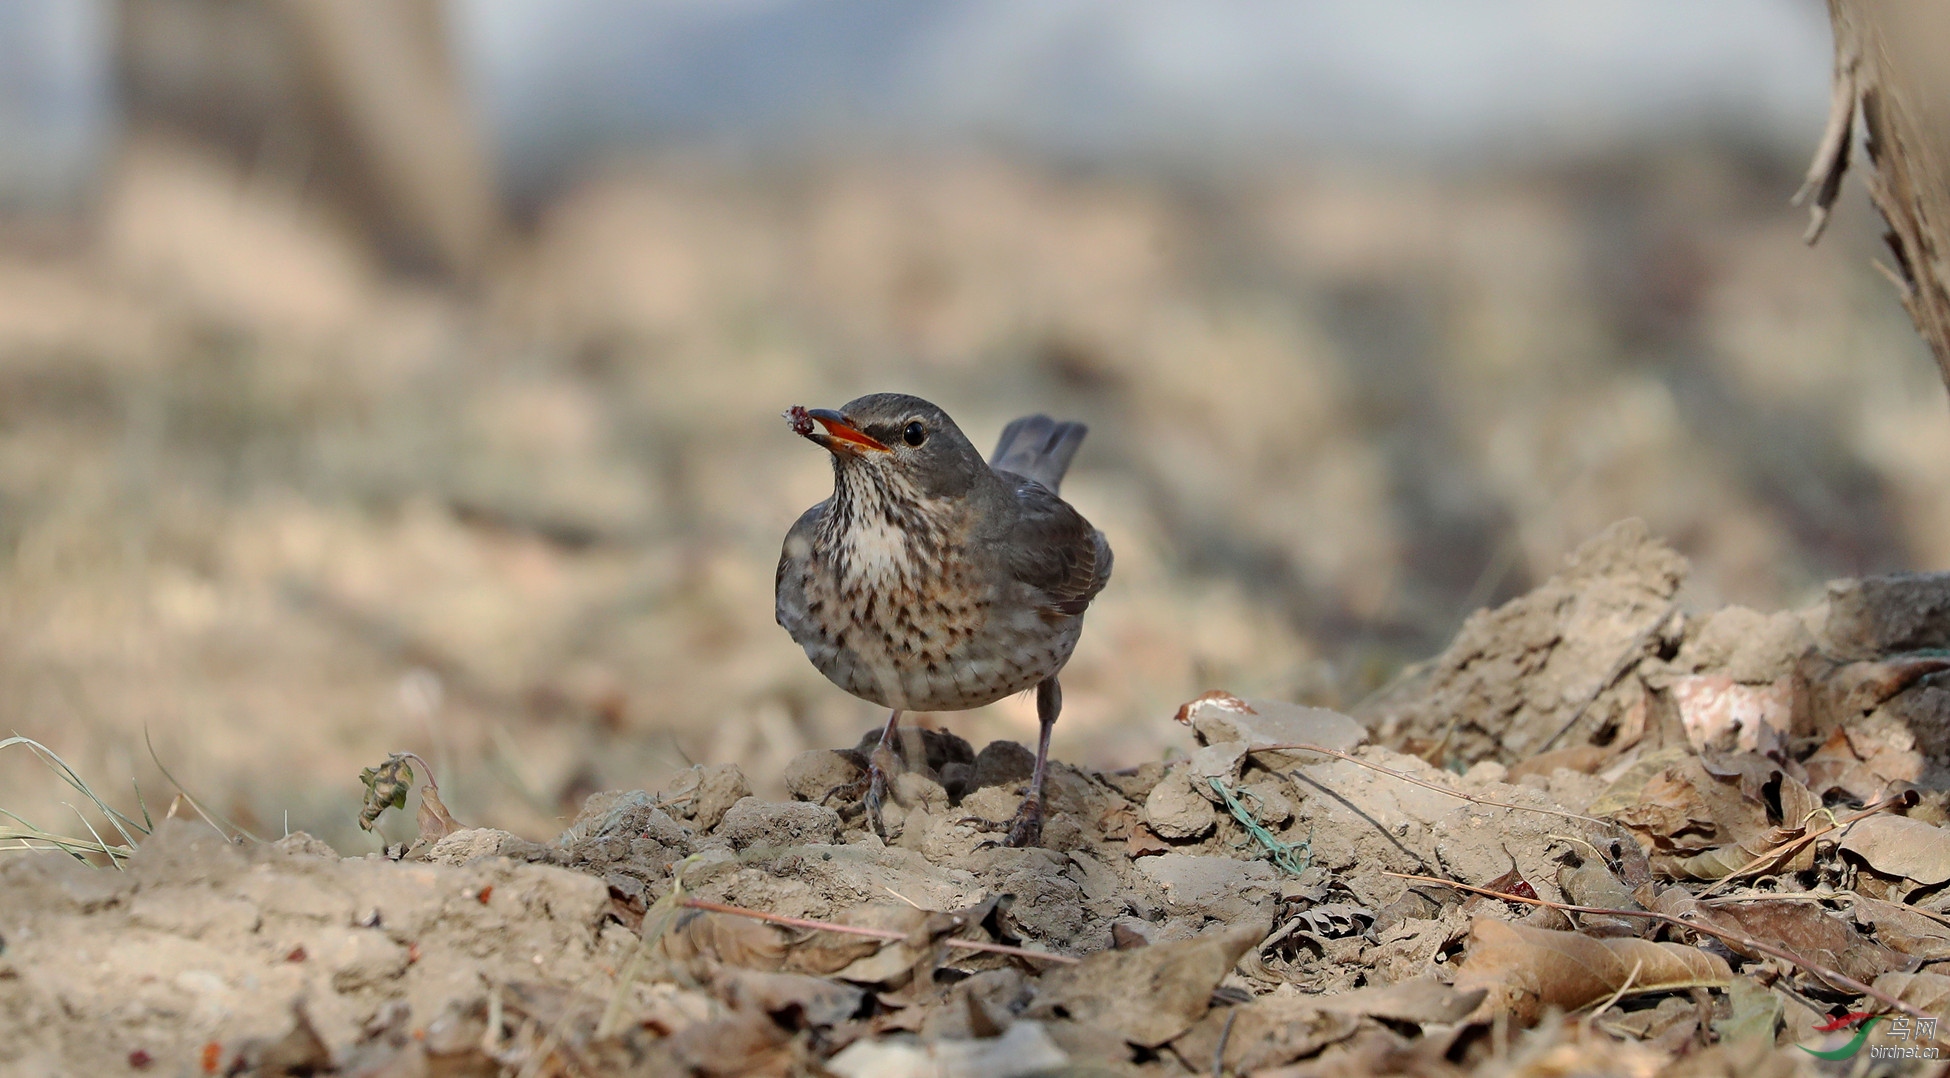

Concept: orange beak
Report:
left=787, top=406, right=890, bottom=453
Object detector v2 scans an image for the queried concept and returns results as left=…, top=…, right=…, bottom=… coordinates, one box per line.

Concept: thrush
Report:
left=776, top=393, right=1112, bottom=846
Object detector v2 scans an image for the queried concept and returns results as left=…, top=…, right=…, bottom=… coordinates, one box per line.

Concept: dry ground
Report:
left=1, top=139, right=1939, bottom=853
left=12, top=521, right=1950, bottom=1075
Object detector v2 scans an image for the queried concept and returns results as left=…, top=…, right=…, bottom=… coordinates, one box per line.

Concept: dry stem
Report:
left=1248, top=743, right=1611, bottom=828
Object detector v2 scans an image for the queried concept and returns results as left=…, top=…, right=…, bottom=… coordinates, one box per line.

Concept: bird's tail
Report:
left=989, top=414, right=1088, bottom=493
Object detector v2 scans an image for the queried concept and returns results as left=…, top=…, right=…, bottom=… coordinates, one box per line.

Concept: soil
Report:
left=14, top=518, right=1950, bottom=1076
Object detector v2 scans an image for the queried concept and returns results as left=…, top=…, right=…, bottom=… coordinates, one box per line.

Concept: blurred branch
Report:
left=116, top=0, right=501, bottom=281
left=1803, top=0, right=1950, bottom=393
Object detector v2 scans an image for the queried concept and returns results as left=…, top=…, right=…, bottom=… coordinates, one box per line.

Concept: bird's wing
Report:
left=1000, top=480, right=1112, bottom=617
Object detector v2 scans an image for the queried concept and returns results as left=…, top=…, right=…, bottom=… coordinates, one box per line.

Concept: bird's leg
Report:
left=1003, top=677, right=1061, bottom=848
left=863, top=708, right=903, bottom=838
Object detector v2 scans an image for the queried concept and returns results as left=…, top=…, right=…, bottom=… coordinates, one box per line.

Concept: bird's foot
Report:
left=863, top=761, right=891, bottom=839
left=962, top=794, right=1044, bottom=848
left=820, top=761, right=894, bottom=839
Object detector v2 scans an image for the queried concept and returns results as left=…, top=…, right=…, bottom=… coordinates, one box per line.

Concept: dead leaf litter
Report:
left=12, top=519, right=1950, bottom=1074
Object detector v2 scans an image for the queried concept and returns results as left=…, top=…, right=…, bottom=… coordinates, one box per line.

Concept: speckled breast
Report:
left=778, top=528, right=1082, bottom=713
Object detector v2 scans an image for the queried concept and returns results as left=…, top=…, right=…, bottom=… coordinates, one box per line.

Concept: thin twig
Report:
left=1693, top=793, right=1906, bottom=900
left=1212, top=1008, right=1240, bottom=1077
left=145, top=728, right=262, bottom=843
left=1382, top=871, right=1932, bottom=1020
left=678, top=898, right=1080, bottom=965
left=1249, top=743, right=1612, bottom=828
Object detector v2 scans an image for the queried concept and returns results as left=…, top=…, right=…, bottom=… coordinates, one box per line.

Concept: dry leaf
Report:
left=1869, top=970, right=1950, bottom=1021
left=665, top=911, right=790, bottom=971
left=1452, top=917, right=1731, bottom=1025
left=1028, top=922, right=1264, bottom=1049
left=1840, top=815, right=1950, bottom=885
left=784, top=902, right=927, bottom=977
left=1700, top=899, right=1912, bottom=984
left=1805, top=723, right=1924, bottom=802
left=714, top=969, right=865, bottom=1029
left=1852, top=896, right=1950, bottom=962
left=1171, top=998, right=1360, bottom=1073
left=1310, top=977, right=1486, bottom=1025
left=416, top=783, right=464, bottom=843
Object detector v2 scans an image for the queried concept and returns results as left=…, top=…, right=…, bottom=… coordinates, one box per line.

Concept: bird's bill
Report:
left=795, top=407, right=890, bottom=453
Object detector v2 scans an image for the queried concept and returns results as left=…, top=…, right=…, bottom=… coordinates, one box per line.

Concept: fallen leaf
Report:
left=1700, top=899, right=1912, bottom=984
left=1852, top=896, right=1950, bottom=962
left=1311, top=977, right=1486, bottom=1025
left=1710, top=976, right=1782, bottom=1043
left=1027, top=921, right=1264, bottom=1049
left=1452, top=917, right=1731, bottom=1025
left=1869, top=970, right=1950, bottom=1022
left=1840, top=815, right=1950, bottom=885
left=1171, top=998, right=1360, bottom=1073
left=665, top=910, right=789, bottom=971
left=416, top=783, right=464, bottom=843
left=715, top=969, right=865, bottom=1029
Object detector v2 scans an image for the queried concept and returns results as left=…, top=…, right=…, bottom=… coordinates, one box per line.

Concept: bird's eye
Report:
left=902, top=421, right=926, bottom=447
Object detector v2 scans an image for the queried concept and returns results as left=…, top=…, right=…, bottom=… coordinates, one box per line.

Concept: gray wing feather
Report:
left=1002, top=481, right=1112, bottom=617
left=990, top=414, right=1088, bottom=493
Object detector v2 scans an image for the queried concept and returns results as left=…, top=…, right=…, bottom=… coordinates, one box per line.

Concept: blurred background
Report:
left=1, top=0, right=1936, bottom=849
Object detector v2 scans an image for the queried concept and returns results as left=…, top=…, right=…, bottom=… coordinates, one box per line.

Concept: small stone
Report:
left=1144, top=768, right=1217, bottom=841
left=970, top=740, right=1035, bottom=792
left=1236, top=780, right=1294, bottom=826
left=938, top=760, right=974, bottom=802
left=783, top=750, right=865, bottom=803
left=1186, top=741, right=1248, bottom=804
left=1136, top=854, right=1279, bottom=922
left=1187, top=697, right=1366, bottom=770
left=715, top=797, right=842, bottom=850
left=689, top=764, right=753, bottom=832
left=559, top=791, right=691, bottom=851
left=425, top=828, right=551, bottom=866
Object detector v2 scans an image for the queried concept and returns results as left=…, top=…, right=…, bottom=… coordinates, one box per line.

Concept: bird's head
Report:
left=785, top=393, right=985, bottom=498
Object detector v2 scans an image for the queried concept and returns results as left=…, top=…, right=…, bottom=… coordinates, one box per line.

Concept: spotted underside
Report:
left=777, top=458, right=1084, bottom=712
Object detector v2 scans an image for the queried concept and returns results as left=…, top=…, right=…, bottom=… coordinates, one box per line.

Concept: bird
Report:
left=776, top=392, right=1112, bottom=847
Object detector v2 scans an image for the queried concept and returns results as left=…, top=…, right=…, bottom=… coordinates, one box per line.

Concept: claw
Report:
left=959, top=794, right=1045, bottom=848
left=864, top=761, right=891, bottom=839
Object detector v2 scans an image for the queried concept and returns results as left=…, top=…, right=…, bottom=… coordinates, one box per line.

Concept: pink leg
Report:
left=864, top=708, right=902, bottom=837
left=1004, top=678, right=1060, bottom=847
